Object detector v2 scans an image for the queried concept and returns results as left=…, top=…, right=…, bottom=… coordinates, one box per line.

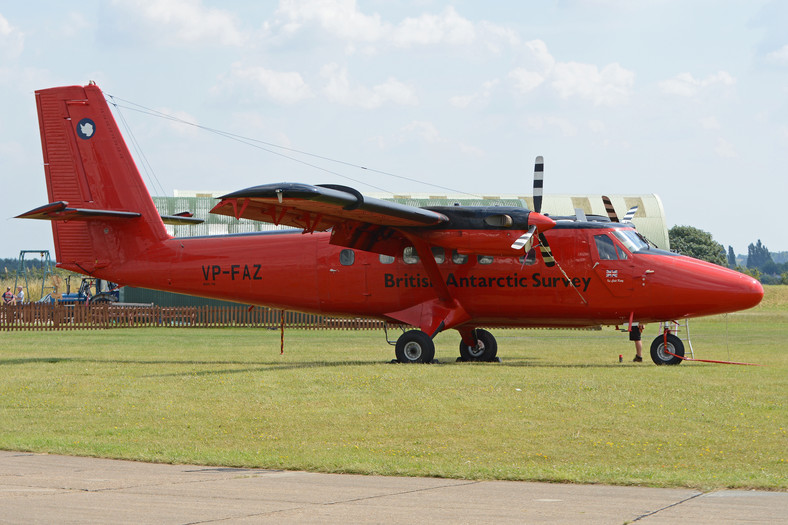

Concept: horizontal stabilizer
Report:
left=16, top=201, right=141, bottom=221
left=161, top=212, right=204, bottom=225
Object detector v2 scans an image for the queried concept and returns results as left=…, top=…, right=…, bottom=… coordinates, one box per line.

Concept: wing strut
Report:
left=384, top=232, right=470, bottom=336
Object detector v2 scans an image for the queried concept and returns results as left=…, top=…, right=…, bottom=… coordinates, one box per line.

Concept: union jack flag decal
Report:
left=606, top=269, right=618, bottom=278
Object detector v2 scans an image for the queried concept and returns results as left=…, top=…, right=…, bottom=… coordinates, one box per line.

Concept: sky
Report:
left=1, top=0, right=787, bottom=259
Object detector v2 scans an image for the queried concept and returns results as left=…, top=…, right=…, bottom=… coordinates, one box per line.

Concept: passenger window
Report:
left=451, top=250, right=468, bottom=265
left=477, top=255, right=494, bottom=265
left=432, top=247, right=445, bottom=264
left=379, top=254, right=395, bottom=264
left=340, top=249, right=355, bottom=265
left=615, top=245, right=628, bottom=260
left=519, top=248, right=537, bottom=266
left=403, top=246, right=419, bottom=264
left=594, top=235, right=618, bottom=260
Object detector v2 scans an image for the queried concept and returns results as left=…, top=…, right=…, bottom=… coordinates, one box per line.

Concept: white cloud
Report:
left=113, top=0, right=245, bottom=46
left=523, top=39, right=556, bottom=72
left=509, top=68, right=545, bottom=94
left=507, top=40, right=633, bottom=106
left=221, top=64, right=314, bottom=104
left=0, top=13, right=24, bottom=58
left=699, top=116, right=720, bottom=130
left=403, top=121, right=444, bottom=144
left=766, top=44, right=788, bottom=64
left=508, top=41, right=554, bottom=95
left=450, top=79, right=499, bottom=108
left=273, top=1, right=513, bottom=52
left=275, top=0, right=384, bottom=41
left=479, top=21, right=520, bottom=52
left=715, top=138, right=737, bottom=158
left=551, top=62, right=634, bottom=106
left=157, top=108, right=201, bottom=136
left=659, top=71, right=735, bottom=97
left=320, top=63, right=417, bottom=108
left=391, top=6, right=475, bottom=47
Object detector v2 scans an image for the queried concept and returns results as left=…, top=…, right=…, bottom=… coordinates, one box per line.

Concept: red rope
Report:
left=663, top=347, right=762, bottom=366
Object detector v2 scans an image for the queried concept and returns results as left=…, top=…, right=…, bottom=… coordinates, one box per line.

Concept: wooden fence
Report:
left=0, top=303, right=385, bottom=331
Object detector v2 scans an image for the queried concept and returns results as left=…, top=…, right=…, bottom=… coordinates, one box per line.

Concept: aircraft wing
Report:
left=210, top=182, right=448, bottom=231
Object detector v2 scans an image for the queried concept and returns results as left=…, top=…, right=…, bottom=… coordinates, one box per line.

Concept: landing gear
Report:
left=650, top=333, right=685, bottom=365
left=458, top=328, right=498, bottom=362
left=395, top=330, right=435, bottom=364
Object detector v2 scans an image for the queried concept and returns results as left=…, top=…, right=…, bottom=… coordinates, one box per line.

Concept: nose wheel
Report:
left=650, top=333, right=685, bottom=365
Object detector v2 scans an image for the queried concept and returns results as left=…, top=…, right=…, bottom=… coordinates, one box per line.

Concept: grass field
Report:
left=1, top=287, right=786, bottom=490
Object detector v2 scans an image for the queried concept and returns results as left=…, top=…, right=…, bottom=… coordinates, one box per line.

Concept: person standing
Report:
left=15, top=286, right=24, bottom=304
left=2, top=287, right=15, bottom=305
left=631, top=323, right=645, bottom=362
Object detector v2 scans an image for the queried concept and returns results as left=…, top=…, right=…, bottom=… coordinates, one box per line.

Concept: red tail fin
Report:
left=33, top=83, right=169, bottom=273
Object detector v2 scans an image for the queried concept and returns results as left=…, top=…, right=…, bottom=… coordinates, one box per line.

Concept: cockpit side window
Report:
left=594, top=234, right=618, bottom=260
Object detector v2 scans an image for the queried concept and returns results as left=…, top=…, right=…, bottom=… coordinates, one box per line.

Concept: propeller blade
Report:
left=537, top=232, right=556, bottom=267
left=511, top=225, right=536, bottom=251
left=601, top=195, right=618, bottom=222
left=533, top=156, right=544, bottom=213
left=622, top=205, right=638, bottom=223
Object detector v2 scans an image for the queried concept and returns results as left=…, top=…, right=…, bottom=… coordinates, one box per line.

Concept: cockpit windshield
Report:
left=612, top=229, right=649, bottom=253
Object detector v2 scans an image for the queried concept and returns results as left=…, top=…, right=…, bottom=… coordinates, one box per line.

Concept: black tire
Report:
left=459, top=329, right=498, bottom=362
left=395, top=330, right=435, bottom=363
left=650, top=333, right=685, bottom=365
left=89, top=295, right=111, bottom=305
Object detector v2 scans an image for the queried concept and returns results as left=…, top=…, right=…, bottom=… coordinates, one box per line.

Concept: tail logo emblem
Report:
left=76, top=118, right=96, bottom=140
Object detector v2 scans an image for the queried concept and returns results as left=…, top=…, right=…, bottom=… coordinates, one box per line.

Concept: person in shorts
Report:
left=630, top=323, right=645, bottom=362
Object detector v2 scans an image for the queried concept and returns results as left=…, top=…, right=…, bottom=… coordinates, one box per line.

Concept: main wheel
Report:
left=395, top=330, right=435, bottom=363
left=459, top=329, right=498, bottom=362
left=650, top=333, right=685, bottom=365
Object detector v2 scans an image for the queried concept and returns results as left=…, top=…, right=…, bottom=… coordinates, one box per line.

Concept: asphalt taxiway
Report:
left=0, top=450, right=785, bottom=524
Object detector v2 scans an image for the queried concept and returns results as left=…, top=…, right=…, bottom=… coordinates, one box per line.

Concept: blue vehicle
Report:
left=39, top=277, right=119, bottom=305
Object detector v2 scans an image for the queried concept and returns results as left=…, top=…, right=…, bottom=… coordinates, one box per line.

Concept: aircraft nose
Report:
left=658, top=257, right=765, bottom=317
left=732, top=273, right=764, bottom=311
left=701, top=263, right=763, bottom=313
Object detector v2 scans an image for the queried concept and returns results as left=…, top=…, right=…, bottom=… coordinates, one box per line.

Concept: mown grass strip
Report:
left=1, top=287, right=786, bottom=489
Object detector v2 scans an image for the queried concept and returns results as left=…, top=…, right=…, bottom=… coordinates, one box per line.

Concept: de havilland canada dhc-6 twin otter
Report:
left=18, top=83, right=764, bottom=365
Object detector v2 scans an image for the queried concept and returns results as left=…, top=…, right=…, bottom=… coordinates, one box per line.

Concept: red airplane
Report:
left=18, top=83, right=764, bottom=365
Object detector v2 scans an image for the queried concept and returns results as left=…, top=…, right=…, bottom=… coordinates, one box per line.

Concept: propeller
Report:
left=510, top=156, right=556, bottom=267
left=621, top=205, right=638, bottom=224
left=602, top=195, right=618, bottom=222
left=533, top=155, right=544, bottom=213
left=602, top=195, right=638, bottom=224
left=510, top=225, right=536, bottom=251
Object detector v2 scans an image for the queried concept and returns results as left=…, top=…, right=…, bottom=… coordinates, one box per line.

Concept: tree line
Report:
left=1, top=257, right=50, bottom=277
